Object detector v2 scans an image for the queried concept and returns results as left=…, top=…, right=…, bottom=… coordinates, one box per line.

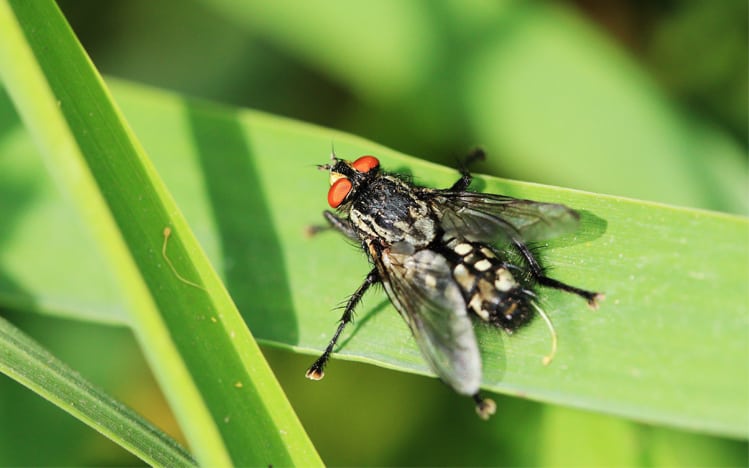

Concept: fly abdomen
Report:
left=445, top=237, right=535, bottom=332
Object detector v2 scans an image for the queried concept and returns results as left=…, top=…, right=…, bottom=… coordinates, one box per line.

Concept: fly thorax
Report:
left=349, top=176, right=437, bottom=247
left=446, top=237, right=534, bottom=330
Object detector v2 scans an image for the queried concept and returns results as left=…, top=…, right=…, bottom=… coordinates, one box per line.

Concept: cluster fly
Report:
left=305, top=150, right=603, bottom=419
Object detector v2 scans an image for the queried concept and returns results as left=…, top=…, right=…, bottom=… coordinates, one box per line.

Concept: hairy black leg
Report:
left=472, top=393, right=497, bottom=420
left=305, top=268, right=380, bottom=380
left=512, top=239, right=604, bottom=308
left=306, top=210, right=359, bottom=241
left=450, top=148, right=486, bottom=191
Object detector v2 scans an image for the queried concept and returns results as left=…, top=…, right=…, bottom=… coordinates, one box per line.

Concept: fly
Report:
left=305, top=149, right=603, bottom=419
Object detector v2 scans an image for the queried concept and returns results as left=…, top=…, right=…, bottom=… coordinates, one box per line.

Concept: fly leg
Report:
left=306, top=210, right=359, bottom=241
left=449, top=148, right=486, bottom=192
left=473, top=393, right=497, bottom=420
left=305, top=268, right=380, bottom=380
left=513, top=239, right=604, bottom=309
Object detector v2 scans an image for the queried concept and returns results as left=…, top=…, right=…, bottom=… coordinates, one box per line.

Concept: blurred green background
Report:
left=1, top=0, right=747, bottom=465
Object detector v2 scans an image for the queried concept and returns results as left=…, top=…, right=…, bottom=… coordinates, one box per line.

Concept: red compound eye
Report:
left=352, top=155, right=379, bottom=173
left=328, top=177, right=352, bottom=208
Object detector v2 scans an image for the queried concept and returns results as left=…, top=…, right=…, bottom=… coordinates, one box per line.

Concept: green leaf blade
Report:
left=2, top=74, right=749, bottom=437
left=130, top=88, right=749, bottom=437
left=2, top=75, right=749, bottom=437
left=0, top=63, right=746, bottom=439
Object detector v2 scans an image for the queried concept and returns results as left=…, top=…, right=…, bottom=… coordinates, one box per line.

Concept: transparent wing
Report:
left=432, top=190, right=580, bottom=243
left=376, top=247, right=481, bottom=396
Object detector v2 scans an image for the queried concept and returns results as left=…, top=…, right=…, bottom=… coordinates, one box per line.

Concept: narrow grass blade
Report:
left=0, top=315, right=195, bottom=467
left=0, top=1, right=320, bottom=465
